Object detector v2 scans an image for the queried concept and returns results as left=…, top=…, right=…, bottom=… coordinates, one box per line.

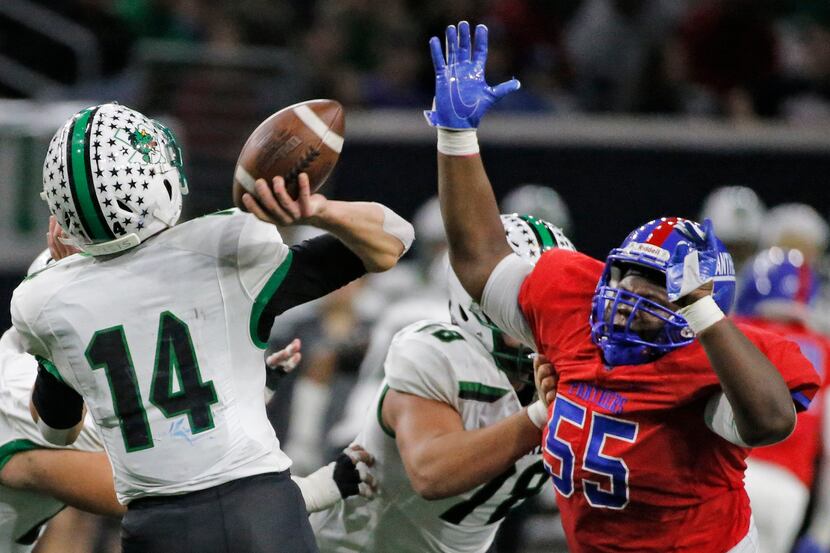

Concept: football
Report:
left=233, top=99, right=344, bottom=208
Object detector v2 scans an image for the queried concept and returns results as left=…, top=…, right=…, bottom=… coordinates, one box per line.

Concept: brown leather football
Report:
left=233, top=99, right=344, bottom=208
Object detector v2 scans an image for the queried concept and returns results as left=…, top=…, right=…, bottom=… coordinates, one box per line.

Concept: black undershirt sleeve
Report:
left=256, top=234, right=367, bottom=339
left=31, top=365, right=84, bottom=430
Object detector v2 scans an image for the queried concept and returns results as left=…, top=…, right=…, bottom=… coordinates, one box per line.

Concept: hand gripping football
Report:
left=233, top=99, right=344, bottom=207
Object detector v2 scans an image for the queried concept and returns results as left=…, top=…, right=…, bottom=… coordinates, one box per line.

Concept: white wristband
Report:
left=291, top=463, right=342, bottom=513
left=437, top=129, right=480, bottom=156
left=526, top=400, right=549, bottom=429
left=375, top=203, right=415, bottom=255
left=677, top=295, right=725, bottom=334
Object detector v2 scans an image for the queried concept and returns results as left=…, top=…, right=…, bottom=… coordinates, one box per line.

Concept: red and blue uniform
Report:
left=519, top=249, right=820, bottom=553
left=736, top=317, right=829, bottom=488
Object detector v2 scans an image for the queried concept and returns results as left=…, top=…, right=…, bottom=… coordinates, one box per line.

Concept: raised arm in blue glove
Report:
left=666, top=218, right=730, bottom=305
left=425, top=21, right=520, bottom=130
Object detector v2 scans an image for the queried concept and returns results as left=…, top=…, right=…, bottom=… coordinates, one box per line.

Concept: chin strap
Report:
left=80, top=234, right=142, bottom=256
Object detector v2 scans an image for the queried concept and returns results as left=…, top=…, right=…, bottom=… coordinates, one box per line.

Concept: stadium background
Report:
left=0, top=0, right=829, bottom=551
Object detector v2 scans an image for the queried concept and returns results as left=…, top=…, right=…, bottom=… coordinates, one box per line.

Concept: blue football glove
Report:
left=424, top=21, right=521, bottom=130
left=666, top=218, right=721, bottom=303
left=792, top=537, right=826, bottom=553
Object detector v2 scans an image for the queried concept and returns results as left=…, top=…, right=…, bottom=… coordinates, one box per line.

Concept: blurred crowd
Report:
left=1, top=0, right=829, bottom=123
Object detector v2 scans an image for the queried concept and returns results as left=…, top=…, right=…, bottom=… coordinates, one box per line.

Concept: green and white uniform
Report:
left=311, top=320, right=547, bottom=553
left=11, top=210, right=294, bottom=504
left=0, top=328, right=103, bottom=552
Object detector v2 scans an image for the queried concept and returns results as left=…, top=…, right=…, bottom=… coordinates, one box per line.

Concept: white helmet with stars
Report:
left=447, top=214, right=576, bottom=381
left=42, top=103, right=188, bottom=256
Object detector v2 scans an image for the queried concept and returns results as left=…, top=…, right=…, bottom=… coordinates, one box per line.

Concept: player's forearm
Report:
left=403, top=410, right=540, bottom=500
left=438, top=150, right=511, bottom=302
left=697, top=319, right=795, bottom=446
left=0, top=450, right=124, bottom=517
left=308, top=201, right=412, bottom=272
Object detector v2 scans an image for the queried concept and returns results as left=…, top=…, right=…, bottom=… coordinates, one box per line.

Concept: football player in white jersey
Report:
left=0, top=226, right=379, bottom=552
left=11, top=103, right=413, bottom=553
left=311, top=214, right=574, bottom=553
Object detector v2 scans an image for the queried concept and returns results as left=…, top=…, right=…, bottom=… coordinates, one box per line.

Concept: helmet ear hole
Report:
left=457, top=304, right=469, bottom=322
left=163, top=179, right=173, bottom=200
left=117, top=200, right=133, bottom=213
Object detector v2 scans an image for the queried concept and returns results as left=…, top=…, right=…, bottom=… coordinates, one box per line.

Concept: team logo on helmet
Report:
left=128, top=128, right=159, bottom=163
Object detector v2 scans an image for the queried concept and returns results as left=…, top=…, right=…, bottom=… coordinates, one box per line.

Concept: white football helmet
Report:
left=501, top=184, right=573, bottom=237
left=41, top=103, right=188, bottom=256
left=760, top=203, right=829, bottom=263
left=699, top=186, right=766, bottom=244
left=448, top=214, right=575, bottom=381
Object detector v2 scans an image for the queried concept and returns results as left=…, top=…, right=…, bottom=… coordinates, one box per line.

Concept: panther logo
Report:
left=129, top=128, right=158, bottom=163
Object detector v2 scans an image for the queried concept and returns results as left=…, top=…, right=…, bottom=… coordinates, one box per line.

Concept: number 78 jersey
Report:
left=311, top=320, right=548, bottom=553
left=11, top=211, right=293, bottom=503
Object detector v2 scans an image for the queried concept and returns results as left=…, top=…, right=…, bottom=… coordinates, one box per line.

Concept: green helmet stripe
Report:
left=67, top=108, right=114, bottom=241
left=520, top=215, right=555, bottom=250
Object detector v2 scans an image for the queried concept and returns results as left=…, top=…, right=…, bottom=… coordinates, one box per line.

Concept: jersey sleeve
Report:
left=249, top=233, right=367, bottom=348
left=10, top=293, right=51, bottom=362
left=235, top=212, right=292, bottom=299
left=758, top=330, right=822, bottom=411
left=518, top=249, right=604, bottom=357
left=10, top=270, right=85, bottom=394
left=384, top=331, right=459, bottom=410
left=480, top=254, right=536, bottom=348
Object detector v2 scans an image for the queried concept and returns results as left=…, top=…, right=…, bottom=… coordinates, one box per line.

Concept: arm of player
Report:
left=669, top=220, right=801, bottom=446
left=0, top=449, right=124, bottom=517
left=382, top=389, right=542, bottom=500
left=427, top=22, right=519, bottom=301
left=243, top=173, right=413, bottom=273
left=290, top=445, right=377, bottom=513
left=29, top=364, right=85, bottom=446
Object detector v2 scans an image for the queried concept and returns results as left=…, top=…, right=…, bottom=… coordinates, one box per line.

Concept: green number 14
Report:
left=85, top=311, right=218, bottom=452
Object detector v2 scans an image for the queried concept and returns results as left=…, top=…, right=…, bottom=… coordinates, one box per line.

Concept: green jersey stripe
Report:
left=521, top=215, right=555, bottom=250
left=458, top=381, right=509, bottom=402
left=250, top=252, right=294, bottom=349
left=68, top=108, right=113, bottom=241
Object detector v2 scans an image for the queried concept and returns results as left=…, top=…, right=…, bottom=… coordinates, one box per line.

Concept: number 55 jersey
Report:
left=11, top=209, right=366, bottom=503
left=517, top=249, right=820, bottom=553
left=311, top=320, right=548, bottom=553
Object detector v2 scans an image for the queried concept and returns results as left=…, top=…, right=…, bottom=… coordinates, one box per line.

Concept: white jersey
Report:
left=0, top=328, right=103, bottom=552
left=11, top=209, right=293, bottom=502
left=311, top=320, right=547, bottom=553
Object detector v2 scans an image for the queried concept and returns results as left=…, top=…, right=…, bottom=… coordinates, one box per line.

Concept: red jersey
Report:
left=735, top=317, right=829, bottom=487
left=519, top=249, right=820, bottom=553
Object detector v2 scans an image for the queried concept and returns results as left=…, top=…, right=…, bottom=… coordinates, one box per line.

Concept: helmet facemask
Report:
left=591, top=261, right=694, bottom=366
left=590, top=217, right=735, bottom=366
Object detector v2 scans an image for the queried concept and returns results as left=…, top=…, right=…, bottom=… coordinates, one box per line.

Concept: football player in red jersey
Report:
left=424, top=21, right=821, bottom=553
left=733, top=248, right=830, bottom=553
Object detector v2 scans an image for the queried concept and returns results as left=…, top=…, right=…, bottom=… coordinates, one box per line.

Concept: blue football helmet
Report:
left=591, top=217, right=736, bottom=366
left=735, top=247, right=818, bottom=321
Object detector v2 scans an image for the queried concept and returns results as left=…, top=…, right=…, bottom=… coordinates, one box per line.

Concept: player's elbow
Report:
left=0, top=452, right=38, bottom=490
left=411, top=474, right=452, bottom=501
left=741, top=406, right=796, bottom=447
left=408, top=466, right=455, bottom=501
left=363, top=250, right=402, bottom=273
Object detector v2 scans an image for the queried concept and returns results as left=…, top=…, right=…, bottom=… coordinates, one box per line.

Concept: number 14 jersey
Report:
left=11, top=210, right=293, bottom=503
left=311, top=320, right=547, bottom=553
